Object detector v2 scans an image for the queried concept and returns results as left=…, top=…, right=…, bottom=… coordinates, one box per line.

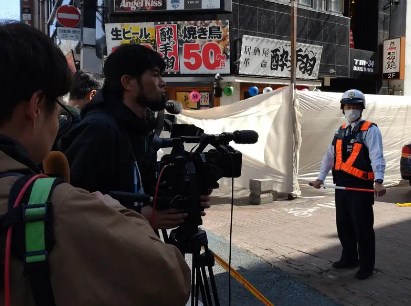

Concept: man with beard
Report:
left=61, top=44, right=209, bottom=229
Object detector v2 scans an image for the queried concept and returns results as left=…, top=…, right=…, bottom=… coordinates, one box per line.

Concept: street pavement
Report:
left=201, top=180, right=411, bottom=306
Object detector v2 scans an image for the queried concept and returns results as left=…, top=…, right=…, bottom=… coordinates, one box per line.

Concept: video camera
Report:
left=152, top=123, right=258, bottom=250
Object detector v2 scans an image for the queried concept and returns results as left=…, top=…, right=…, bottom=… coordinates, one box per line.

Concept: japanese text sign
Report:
left=114, top=0, right=223, bottom=13
left=383, top=37, right=405, bottom=80
left=105, top=20, right=230, bottom=75
left=239, top=35, right=323, bottom=80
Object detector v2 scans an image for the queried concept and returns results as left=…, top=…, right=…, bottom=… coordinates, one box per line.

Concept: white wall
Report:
left=218, top=82, right=241, bottom=106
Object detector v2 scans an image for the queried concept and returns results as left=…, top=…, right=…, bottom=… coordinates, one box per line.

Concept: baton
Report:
left=309, top=182, right=374, bottom=193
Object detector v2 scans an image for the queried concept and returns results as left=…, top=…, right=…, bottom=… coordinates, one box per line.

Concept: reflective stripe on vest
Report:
left=334, top=121, right=375, bottom=181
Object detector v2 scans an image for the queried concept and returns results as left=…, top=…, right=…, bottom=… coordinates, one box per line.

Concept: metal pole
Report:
left=289, top=0, right=300, bottom=198
left=290, top=0, right=297, bottom=90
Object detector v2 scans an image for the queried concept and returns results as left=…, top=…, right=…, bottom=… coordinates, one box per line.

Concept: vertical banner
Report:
left=155, top=23, right=180, bottom=73
left=382, top=37, right=405, bottom=80
left=105, top=20, right=230, bottom=75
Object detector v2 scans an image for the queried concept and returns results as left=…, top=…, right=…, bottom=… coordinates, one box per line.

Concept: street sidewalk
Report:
left=203, top=184, right=411, bottom=306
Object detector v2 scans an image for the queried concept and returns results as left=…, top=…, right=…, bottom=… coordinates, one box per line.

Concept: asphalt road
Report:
left=204, top=231, right=341, bottom=306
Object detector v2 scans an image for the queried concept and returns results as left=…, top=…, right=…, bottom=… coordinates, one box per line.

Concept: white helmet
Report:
left=340, top=89, right=366, bottom=109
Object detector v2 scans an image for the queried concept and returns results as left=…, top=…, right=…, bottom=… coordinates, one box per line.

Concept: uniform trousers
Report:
left=335, top=188, right=375, bottom=272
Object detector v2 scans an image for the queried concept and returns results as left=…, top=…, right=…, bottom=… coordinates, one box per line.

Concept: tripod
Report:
left=169, top=227, right=220, bottom=306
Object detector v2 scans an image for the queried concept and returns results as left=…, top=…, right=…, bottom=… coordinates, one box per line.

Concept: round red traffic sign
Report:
left=56, top=5, right=80, bottom=28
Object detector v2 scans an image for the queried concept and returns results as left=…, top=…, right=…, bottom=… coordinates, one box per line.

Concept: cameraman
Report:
left=60, top=44, right=210, bottom=229
left=0, top=22, right=190, bottom=306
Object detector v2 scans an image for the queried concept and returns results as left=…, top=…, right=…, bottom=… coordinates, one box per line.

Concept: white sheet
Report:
left=176, top=87, right=411, bottom=194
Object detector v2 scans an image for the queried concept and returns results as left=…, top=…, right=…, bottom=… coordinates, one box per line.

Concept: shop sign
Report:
left=383, top=37, right=405, bottom=80
left=176, top=91, right=210, bottom=109
left=238, top=35, right=322, bottom=80
left=114, top=0, right=227, bottom=12
left=105, top=20, right=230, bottom=75
left=349, top=49, right=376, bottom=80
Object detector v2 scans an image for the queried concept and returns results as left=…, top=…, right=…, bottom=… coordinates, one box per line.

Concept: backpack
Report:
left=0, top=173, right=62, bottom=306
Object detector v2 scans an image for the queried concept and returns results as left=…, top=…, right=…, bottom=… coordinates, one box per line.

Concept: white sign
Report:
left=22, top=14, right=31, bottom=21
left=353, top=59, right=374, bottom=73
left=202, top=0, right=220, bottom=8
left=57, top=27, right=81, bottom=41
left=383, top=38, right=400, bottom=75
left=239, top=35, right=323, bottom=79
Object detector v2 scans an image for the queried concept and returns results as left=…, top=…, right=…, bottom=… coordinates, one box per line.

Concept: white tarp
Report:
left=177, top=87, right=411, bottom=194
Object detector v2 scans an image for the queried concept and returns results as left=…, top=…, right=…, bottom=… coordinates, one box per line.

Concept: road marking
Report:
left=280, top=201, right=336, bottom=217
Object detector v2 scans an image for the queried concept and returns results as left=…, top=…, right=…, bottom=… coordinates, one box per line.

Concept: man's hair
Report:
left=0, top=22, right=71, bottom=125
left=69, top=70, right=104, bottom=100
left=102, top=44, right=166, bottom=100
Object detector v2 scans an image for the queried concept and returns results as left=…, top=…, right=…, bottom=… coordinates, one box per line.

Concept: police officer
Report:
left=310, top=89, right=386, bottom=280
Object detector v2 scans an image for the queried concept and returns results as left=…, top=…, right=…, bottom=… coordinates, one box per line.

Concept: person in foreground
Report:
left=0, top=22, right=190, bottom=306
left=310, top=89, right=386, bottom=280
left=60, top=44, right=211, bottom=230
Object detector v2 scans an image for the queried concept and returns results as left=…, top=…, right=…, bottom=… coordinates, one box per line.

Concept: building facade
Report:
left=30, top=0, right=409, bottom=109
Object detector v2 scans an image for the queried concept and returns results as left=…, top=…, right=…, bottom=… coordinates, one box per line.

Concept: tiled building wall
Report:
left=230, top=0, right=350, bottom=78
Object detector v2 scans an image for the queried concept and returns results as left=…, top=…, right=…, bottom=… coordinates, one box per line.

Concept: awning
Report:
left=163, top=75, right=322, bottom=87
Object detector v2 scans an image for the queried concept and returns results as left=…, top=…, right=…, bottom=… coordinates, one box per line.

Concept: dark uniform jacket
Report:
left=60, top=92, right=158, bottom=196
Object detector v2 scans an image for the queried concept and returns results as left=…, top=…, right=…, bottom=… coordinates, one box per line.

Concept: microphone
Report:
left=231, top=130, right=259, bottom=144
left=203, top=130, right=259, bottom=145
left=43, top=151, right=70, bottom=183
left=165, top=100, right=183, bottom=115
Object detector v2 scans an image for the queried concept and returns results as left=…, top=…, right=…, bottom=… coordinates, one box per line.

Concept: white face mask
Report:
left=345, top=109, right=362, bottom=122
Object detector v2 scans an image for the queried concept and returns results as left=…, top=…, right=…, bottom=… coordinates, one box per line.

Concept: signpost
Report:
left=56, top=5, right=81, bottom=28
left=57, top=27, right=81, bottom=41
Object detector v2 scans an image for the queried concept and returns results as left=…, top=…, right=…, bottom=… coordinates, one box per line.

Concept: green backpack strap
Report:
left=24, top=177, right=56, bottom=265
left=1, top=174, right=59, bottom=306
left=23, top=177, right=58, bottom=306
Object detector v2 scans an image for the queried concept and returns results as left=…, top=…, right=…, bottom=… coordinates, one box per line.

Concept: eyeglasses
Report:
left=54, top=97, right=77, bottom=131
left=54, top=98, right=70, bottom=114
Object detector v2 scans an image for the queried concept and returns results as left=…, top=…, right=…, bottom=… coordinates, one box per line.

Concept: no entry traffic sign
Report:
left=56, top=5, right=80, bottom=28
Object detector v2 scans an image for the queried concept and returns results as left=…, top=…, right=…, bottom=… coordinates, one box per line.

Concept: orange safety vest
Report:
left=334, top=121, right=375, bottom=181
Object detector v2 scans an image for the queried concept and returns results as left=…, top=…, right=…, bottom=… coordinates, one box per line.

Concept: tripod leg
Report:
left=193, top=251, right=210, bottom=306
left=200, top=266, right=213, bottom=305
left=207, top=265, right=220, bottom=306
left=191, top=259, right=196, bottom=306
left=196, top=266, right=209, bottom=306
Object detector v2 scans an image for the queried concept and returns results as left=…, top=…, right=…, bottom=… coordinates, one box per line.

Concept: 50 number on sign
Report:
left=183, top=42, right=226, bottom=71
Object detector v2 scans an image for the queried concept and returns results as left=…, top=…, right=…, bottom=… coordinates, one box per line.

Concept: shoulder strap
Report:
left=3, top=174, right=61, bottom=306
left=23, top=177, right=60, bottom=306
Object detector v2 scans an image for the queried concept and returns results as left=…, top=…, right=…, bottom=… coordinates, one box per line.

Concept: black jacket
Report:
left=60, top=92, right=158, bottom=196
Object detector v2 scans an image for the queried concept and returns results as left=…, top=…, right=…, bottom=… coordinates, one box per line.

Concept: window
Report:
left=263, top=0, right=343, bottom=14
left=298, top=0, right=312, bottom=6
left=312, top=0, right=326, bottom=10
left=329, top=0, right=343, bottom=13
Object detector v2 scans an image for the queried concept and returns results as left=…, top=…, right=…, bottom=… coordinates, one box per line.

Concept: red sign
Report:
left=56, top=5, right=80, bottom=28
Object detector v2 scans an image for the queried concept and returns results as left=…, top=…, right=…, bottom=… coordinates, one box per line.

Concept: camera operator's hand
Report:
left=141, top=206, right=188, bottom=230
left=200, top=194, right=211, bottom=216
